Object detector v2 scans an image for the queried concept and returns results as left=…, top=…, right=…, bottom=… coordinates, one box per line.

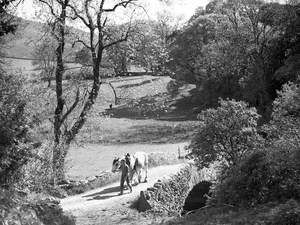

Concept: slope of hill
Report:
left=2, top=17, right=84, bottom=60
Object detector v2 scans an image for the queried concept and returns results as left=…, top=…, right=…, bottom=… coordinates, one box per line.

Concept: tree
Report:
left=130, top=21, right=170, bottom=75
left=105, top=23, right=133, bottom=75
left=168, top=14, right=216, bottom=83
left=210, top=81, right=300, bottom=207
left=32, top=37, right=56, bottom=87
left=168, top=0, right=299, bottom=118
left=37, top=0, right=74, bottom=183
left=188, top=99, right=262, bottom=171
left=0, top=0, right=19, bottom=68
left=0, top=0, right=18, bottom=36
left=38, top=0, right=140, bottom=182
left=65, top=0, right=139, bottom=143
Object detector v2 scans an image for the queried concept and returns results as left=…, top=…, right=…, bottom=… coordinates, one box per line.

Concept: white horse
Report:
left=112, top=152, right=148, bottom=184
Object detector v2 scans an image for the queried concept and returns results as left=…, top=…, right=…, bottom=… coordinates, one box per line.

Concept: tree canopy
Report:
left=168, top=0, right=300, bottom=119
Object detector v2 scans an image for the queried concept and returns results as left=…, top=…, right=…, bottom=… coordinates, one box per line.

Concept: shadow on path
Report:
left=87, top=194, right=117, bottom=201
left=83, top=186, right=120, bottom=198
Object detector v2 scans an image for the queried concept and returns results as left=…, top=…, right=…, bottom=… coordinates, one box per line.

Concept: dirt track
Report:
left=60, top=164, right=185, bottom=225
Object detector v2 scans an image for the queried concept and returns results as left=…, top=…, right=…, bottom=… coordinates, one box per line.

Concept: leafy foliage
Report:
left=75, top=47, right=92, bottom=66
left=210, top=148, right=300, bottom=207
left=188, top=99, right=262, bottom=170
left=0, top=189, right=75, bottom=225
left=168, top=1, right=299, bottom=118
left=208, top=81, right=300, bottom=208
left=265, top=199, right=300, bottom=225
left=0, top=0, right=18, bottom=37
left=0, top=73, right=34, bottom=185
left=106, top=20, right=172, bottom=76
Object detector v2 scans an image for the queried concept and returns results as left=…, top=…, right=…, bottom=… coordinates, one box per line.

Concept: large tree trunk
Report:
left=52, top=49, right=103, bottom=184
left=52, top=1, right=67, bottom=185
left=52, top=141, right=68, bottom=183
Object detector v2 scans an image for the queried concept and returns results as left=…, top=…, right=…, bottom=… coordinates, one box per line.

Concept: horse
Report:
left=112, top=152, right=149, bottom=184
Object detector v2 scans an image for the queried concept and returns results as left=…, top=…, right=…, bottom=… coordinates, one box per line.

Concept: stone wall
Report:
left=136, top=164, right=215, bottom=215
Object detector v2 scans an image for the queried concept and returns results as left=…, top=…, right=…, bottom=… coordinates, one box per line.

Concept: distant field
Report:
left=2, top=58, right=37, bottom=75
left=2, top=57, right=82, bottom=78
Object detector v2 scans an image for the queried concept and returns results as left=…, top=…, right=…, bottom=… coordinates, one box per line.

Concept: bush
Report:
left=210, top=143, right=300, bottom=207
left=33, top=197, right=76, bottom=225
left=19, top=141, right=54, bottom=192
left=0, top=73, right=34, bottom=185
left=188, top=99, right=263, bottom=171
left=80, top=67, right=93, bottom=80
left=265, top=200, right=300, bottom=225
left=0, top=189, right=75, bottom=225
left=208, top=81, right=300, bottom=208
left=166, top=80, right=181, bottom=96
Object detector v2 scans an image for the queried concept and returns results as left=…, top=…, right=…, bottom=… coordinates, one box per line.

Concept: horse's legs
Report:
left=138, top=169, right=142, bottom=183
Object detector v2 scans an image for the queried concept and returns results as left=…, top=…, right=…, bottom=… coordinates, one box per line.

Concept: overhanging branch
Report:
left=61, top=88, right=80, bottom=125
left=102, top=0, right=136, bottom=12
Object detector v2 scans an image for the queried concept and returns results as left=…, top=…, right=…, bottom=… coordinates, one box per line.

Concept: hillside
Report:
left=2, top=17, right=84, bottom=60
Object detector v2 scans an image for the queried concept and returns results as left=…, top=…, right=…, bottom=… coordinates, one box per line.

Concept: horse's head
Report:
left=112, top=157, right=121, bottom=172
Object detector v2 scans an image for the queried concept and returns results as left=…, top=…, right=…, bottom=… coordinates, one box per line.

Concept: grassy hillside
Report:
left=29, top=76, right=199, bottom=145
left=2, top=17, right=84, bottom=60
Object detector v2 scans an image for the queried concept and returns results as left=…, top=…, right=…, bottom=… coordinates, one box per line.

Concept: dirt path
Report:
left=60, top=164, right=185, bottom=225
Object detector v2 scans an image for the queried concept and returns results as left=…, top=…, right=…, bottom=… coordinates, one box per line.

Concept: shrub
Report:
left=19, top=141, right=54, bottom=192
left=210, top=143, right=300, bottom=207
left=0, top=189, right=75, bottom=225
left=188, top=99, right=263, bottom=172
left=33, top=197, right=76, bottom=225
left=208, top=81, right=300, bottom=208
left=80, top=67, right=93, bottom=80
left=265, top=199, right=300, bottom=225
left=0, top=73, right=33, bottom=185
left=166, top=80, right=181, bottom=96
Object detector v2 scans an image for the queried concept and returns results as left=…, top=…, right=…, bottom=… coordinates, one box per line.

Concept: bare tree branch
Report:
left=61, top=88, right=80, bottom=125
left=102, top=0, right=136, bottom=12
left=72, top=38, right=91, bottom=49
left=67, top=3, right=90, bottom=27
left=38, top=0, right=59, bottom=18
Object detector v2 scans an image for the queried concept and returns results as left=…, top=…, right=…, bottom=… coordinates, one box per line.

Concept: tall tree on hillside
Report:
left=38, top=0, right=140, bottom=183
left=65, top=0, right=139, bottom=141
left=37, top=0, right=72, bottom=184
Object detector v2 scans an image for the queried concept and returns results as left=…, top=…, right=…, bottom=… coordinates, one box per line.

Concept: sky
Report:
left=15, top=0, right=209, bottom=24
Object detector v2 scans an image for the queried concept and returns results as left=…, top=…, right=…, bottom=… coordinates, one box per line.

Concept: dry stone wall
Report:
left=137, top=164, right=215, bottom=215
